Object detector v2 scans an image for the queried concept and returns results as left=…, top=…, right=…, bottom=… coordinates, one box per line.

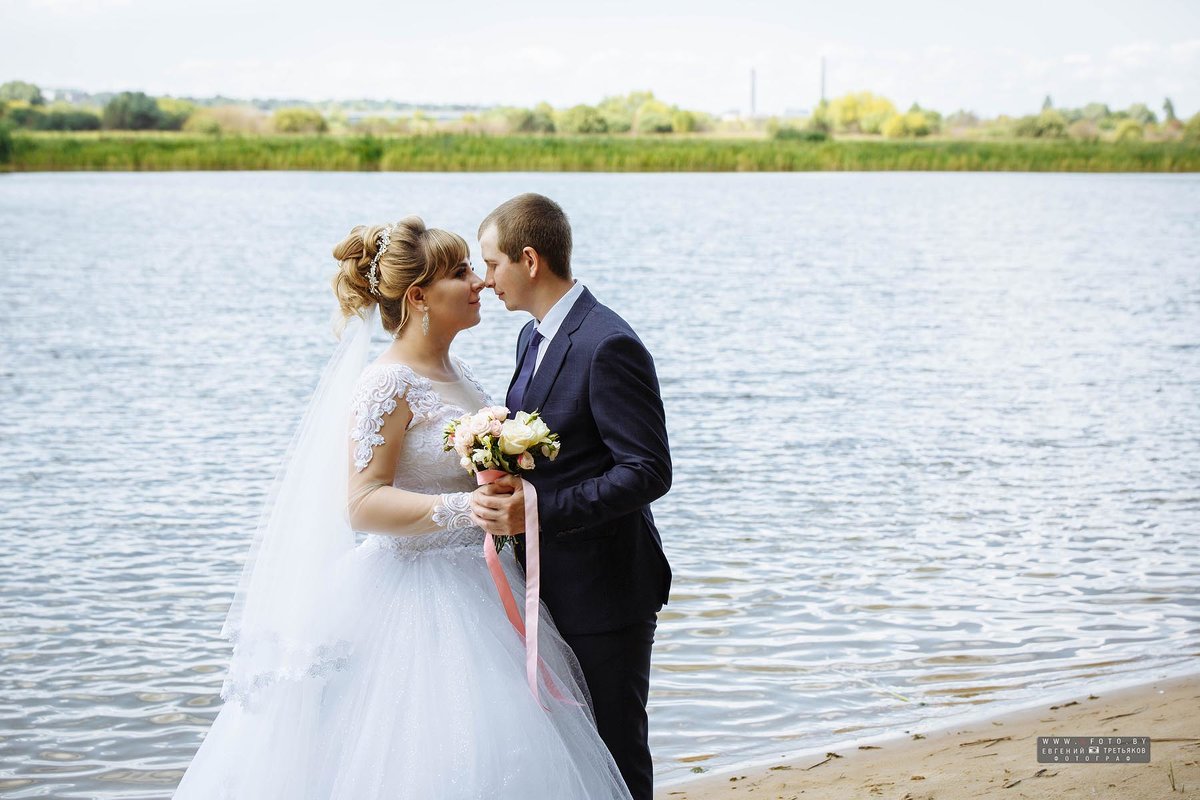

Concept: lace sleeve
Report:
left=346, top=364, right=481, bottom=536
left=432, top=492, right=474, bottom=529
left=349, top=364, right=430, bottom=472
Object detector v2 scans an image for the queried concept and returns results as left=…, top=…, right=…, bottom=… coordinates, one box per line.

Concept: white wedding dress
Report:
left=174, top=357, right=632, bottom=800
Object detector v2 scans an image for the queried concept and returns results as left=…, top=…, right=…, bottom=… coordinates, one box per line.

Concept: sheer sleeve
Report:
left=452, top=354, right=495, bottom=407
left=346, top=364, right=472, bottom=536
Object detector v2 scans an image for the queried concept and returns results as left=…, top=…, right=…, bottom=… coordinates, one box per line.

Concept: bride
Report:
left=173, top=217, right=632, bottom=799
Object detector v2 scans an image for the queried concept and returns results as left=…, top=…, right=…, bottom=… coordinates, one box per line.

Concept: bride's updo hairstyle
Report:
left=331, top=216, right=469, bottom=335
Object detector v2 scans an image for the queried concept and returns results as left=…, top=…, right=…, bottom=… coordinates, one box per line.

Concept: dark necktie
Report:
left=505, top=329, right=544, bottom=412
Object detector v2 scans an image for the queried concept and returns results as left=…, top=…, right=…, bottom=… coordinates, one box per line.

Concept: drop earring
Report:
left=422, top=307, right=430, bottom=337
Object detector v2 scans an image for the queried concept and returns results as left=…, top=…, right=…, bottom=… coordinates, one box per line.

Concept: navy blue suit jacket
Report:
left=511, top=287, right=672, bottom=635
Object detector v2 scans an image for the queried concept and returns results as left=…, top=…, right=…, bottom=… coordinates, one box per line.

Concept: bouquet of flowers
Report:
left=443, top=406, right=561, bottom=551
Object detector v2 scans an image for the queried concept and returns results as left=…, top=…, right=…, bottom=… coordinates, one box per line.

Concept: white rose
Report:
left=499, top=419, right=538, bottom=455
left=526, top=416, right=551, bottom=443
left=488, top=405, right=510, bottom=421
left=459, top=456, right=472, bottom=470
left=513, top=411, right=551, bottom=441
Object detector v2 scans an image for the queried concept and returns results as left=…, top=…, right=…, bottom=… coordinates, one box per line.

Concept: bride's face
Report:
left=423, top=258, right=484, bottom=332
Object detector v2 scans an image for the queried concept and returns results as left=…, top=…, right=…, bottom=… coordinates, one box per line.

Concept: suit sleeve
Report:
left=538, top=332, right=672, bottom=531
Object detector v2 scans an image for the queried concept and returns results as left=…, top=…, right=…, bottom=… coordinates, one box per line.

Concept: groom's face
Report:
left=479, top=223, right=531, bottom=313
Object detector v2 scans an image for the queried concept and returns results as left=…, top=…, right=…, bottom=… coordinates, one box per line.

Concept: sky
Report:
left=2, top=0, right=1199, bottom=117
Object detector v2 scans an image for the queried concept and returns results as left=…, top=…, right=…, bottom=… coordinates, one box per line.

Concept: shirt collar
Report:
left=534, top=280, right=585, bottom=343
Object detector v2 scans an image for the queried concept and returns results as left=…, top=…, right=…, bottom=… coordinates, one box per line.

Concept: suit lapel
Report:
left=506, top=321, right=536, bottom=400
left=521, top=288, right=596, bottom=412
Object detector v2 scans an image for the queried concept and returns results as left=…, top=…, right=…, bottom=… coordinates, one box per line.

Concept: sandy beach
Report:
left=658, top=671, right=1200, bottom=800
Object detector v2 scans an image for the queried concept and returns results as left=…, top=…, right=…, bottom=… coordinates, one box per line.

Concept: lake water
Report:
left=1, top=171, right=1198, bottom=797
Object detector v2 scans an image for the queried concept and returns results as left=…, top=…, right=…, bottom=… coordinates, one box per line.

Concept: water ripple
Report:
left=0, top=171, right=1197, bottom=795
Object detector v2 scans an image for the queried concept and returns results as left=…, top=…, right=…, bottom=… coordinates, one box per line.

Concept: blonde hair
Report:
left=331, top=216, right=469, bottom=335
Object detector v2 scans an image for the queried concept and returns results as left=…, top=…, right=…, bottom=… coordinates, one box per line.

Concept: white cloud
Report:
left=27, top=0, right=133, bottom=12
left=4, top=3, right=1199, bottom=116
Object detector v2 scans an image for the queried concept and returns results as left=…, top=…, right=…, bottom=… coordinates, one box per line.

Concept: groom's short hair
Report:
left=479, top=193, right=572, bottom=280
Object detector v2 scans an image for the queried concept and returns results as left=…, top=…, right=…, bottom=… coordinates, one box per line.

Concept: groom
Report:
left=471, top=193, right=672, bottom=800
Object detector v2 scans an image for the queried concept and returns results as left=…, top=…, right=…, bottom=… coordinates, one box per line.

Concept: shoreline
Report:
left=4, top=133, right=1199, bottom=173
left=657, top=670, right=1200, bottom=799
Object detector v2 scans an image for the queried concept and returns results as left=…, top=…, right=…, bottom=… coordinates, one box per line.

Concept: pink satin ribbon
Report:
left=476, top=469, right=575, bottom=709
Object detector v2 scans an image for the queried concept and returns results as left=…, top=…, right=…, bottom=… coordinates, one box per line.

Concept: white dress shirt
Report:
left=532, top=280, right=585, bottom=374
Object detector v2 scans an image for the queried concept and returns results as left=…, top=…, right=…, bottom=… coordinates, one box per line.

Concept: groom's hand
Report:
left=470, top=475, right=526, bottom=537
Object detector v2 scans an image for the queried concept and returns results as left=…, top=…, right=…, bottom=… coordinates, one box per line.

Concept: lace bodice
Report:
left=349, top=356, right=494, bottom=556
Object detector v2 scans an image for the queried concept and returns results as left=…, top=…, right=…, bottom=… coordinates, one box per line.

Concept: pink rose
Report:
left=453, top=426, right=475, bottom=452
left=468, top=412, right=492, bottom=436
left=517, top=451, right=535, bottom=470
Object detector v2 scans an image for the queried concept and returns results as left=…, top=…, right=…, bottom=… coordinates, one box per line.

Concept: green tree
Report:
left=503, top=108, right=535, bottom=133
left=272, top=107, right=328, bottom=134
left=156, top=97, right=195, bottom=131
left=557, top=104, right=608, bottom=134
left=102, top=92, right=163, bottom=130
left=827, top=92, right=896, bottom=133
left=1014, top=109, right=1068, bottom=138
left=1, top=101, right=43, bottom=128
left=0, top=121, right=12, bottom=164
left=505, top=103, right=555, bottom=133
left=597, top=92, right=657, bottom=133
left=806, top=101, right=832, bottom=133
left=530, top=102, right=556, bottom=133
left=907, top=102, right=941, bottom=133
left=1114, top=118, right=1144, bottom=142
left=880, top=114, right=907, bottom=138
left=1184, top=112, right=1200, bottom=142
left=1163, top=97, right=1177, bottom=123
left=0, top=80, right=44, bottom=105
left=1125, top=103, right=1156, bottom=125
left=882, top=110, right=933, bottom=138
left=183, top=112, right=222, bottom=135
left=670, top=109, right=699, bottom=133
left=38, top=108, right=102, bottom=131
left=635, top=98, right=673, bottom=134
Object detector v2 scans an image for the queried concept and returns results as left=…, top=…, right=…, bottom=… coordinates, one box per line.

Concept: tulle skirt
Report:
left=174, top=534, right=632, bottom=800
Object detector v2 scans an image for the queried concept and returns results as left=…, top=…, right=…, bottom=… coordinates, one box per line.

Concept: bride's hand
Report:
left=470, top=476, right=525, bottom=536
